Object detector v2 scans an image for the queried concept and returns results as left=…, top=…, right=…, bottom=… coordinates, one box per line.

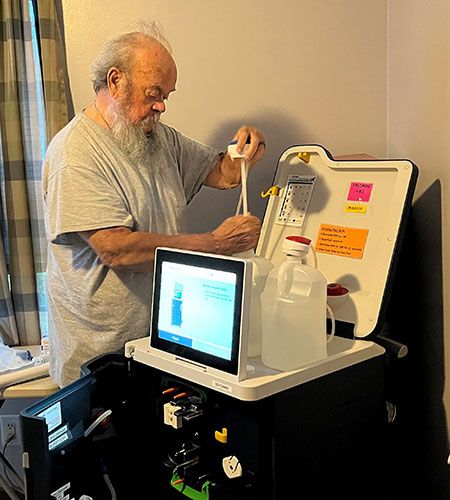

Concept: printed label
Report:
left=277, top=175, right=317, bottom=226
left=49, top=432, right=69, bottom=451
left=345, top=203, right=367, bottom=214
left=212, top=380, right=232, bottom=393
left=38, top=401, right=62, bottom=433
left=347, top=182, right=373, bottom=202
left=315, top=224, right=369, bottom=259
left=49, top=424, right=68, bottom=443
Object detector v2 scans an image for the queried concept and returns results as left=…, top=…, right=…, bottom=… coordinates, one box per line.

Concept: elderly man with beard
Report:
left=43, top=27, right=266, bottom=387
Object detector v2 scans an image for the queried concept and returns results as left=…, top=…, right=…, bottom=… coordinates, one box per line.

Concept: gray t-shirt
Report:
left=44, top=114, right=220, bottom=387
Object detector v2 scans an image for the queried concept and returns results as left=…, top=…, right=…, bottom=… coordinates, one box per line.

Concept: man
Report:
left=43, top=27, right=266, bottom=387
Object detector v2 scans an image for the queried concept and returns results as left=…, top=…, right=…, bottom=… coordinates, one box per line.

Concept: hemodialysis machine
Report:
left=21, top=145, right=417, bottom=499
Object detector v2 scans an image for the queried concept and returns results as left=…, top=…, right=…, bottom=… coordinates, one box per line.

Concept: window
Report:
left=29, top=0, right=49, bottom=337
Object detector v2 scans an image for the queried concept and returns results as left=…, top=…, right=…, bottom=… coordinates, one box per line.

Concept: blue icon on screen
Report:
left=171, top=282, right=183, bottom=327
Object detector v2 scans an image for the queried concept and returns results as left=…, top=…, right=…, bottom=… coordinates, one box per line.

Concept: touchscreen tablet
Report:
left=150, top=248, right=251, bottom=378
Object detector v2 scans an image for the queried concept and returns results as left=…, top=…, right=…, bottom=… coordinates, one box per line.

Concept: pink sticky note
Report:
left=347, top=182, right=373, bottom=202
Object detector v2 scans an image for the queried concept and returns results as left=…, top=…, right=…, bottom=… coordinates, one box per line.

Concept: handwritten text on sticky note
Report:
left=347, top=182, right=373, bottom=202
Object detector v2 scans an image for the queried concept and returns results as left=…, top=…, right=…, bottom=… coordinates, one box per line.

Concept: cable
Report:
left=84, top=409, right=112, bottom=438
left=1, top=435, right=16, bottom=491
left=0, top=471, right=21, bottom=500
left=173, top=457, right=199, bottom=476
left=103, top=473, right=117, bottom=500
left=165, top=453, right=179, bottom=467
left=0, top=436, right=24, bottom=493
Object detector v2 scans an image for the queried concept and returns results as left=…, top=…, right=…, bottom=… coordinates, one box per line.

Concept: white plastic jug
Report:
left=234, top=250, right=274, bottom=357
left=261, top=236, right=328, bottom=371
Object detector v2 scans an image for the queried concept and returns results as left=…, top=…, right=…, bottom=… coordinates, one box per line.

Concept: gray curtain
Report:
left=0, top=0, right=70, bottom=345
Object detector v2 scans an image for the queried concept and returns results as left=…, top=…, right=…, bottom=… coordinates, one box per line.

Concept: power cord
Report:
left=0, top=472, right=21, bottom=500
left=0, top=434, right=24, bottom=498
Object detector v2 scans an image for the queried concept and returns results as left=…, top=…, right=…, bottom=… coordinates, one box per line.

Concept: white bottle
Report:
left=234, top=250, right=274, bottom=357
left=261, top=236, right=328, bottom=371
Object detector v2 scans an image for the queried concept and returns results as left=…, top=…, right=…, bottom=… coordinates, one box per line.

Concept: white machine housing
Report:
left=257, top=145, right=416, bottom=338
left=126, top=145, right=417, bottom=401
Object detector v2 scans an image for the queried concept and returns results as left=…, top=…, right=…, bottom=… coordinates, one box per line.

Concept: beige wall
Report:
left=388, top=1, right=450, bottom=493
left=61, top=0, right=387, bottom=231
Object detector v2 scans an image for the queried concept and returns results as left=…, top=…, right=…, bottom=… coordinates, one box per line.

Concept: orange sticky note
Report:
left=315, top=224, right=369, bottom=259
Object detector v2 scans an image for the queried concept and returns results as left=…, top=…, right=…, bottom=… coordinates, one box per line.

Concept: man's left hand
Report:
left=204, top=125, right=266, bottom=190
left=232, top=125, right=266, bottom=166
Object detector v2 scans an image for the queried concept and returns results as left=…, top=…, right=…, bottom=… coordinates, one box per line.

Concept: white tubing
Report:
left=84, top=409, right=112, bottom=437
left=309, top=243, right=318, bottom=269
left=235, top=192, right=243, bottom=216
left=235, top=159, right=249, bottom=216
left=241, top=158, right=248, bottom=215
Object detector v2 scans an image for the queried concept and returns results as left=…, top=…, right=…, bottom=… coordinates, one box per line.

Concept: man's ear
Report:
left=107, top=67, right=123, bottom=98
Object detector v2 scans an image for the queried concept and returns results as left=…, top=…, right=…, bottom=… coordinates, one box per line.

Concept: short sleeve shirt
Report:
left=44, top=114, right=220, bottom=387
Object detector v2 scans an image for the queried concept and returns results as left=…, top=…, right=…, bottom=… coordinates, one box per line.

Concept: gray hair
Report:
left=91, top=21, right=172, bottom=94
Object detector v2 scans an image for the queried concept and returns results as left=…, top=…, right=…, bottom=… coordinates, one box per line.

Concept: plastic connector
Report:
left=164, top=403, right=183, bottom=429
left=222, top=455, right=242, bottom=478
left=227, top=140, right=250, bottom=159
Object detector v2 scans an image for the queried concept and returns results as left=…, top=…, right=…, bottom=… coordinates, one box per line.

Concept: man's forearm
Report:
left=78, top=213, right=261, bottom=273
left=79, top=227, right=217, bottom=273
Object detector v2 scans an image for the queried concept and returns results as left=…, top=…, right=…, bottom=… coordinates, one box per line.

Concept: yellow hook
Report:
left=298, top=152, right=311, bottom=163
left=215, top=427, right=228, bottom=444
left=261, top=186, right=280, bottom=198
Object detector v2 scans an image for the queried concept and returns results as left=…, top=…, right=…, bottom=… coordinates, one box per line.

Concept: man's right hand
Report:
left=211, top=214, right=261, bottom=255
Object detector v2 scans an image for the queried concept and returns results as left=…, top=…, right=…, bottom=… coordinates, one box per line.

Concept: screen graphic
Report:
left=158, top=262, right=237, bottom=360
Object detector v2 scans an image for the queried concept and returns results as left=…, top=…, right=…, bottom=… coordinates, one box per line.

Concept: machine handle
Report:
left=376, top=335, right=408, bottom=359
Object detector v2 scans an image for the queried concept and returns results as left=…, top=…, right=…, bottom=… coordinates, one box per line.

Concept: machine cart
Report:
left=21, top=145, right=417, bottom=499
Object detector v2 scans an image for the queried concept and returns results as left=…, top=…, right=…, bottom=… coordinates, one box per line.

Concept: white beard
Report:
left=106, top=100, right=160, bottom=164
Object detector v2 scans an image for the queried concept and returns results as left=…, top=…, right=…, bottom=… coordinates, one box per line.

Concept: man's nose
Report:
left=152, top=100, right=166, bottom=113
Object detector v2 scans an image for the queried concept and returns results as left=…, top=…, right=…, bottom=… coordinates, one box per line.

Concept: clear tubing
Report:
left=103, top=473, right=117, bottom=500
left=326, top=303, right=335, bottom=343
left=309, top=243, right=318, bottom=269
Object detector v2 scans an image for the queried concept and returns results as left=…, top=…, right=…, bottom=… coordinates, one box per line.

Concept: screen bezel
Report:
left=150, top=248, right=246, bottom=375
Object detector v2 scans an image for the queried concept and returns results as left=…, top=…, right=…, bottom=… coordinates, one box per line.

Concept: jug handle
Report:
left=277, top=261, right=313, bottom=297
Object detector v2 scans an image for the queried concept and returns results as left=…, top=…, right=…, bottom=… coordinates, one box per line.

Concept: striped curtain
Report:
left=34, top=0, right=70, bottom=141
left=0, top=0, right=70, bottom=346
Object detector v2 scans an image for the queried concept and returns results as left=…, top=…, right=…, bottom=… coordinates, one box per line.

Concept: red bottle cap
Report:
left=327, top=283, right=349, bottom=296
left=286, top=236, right=311, bottom=245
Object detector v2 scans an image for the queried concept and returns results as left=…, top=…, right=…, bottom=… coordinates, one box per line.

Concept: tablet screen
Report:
left=150, top=248, right=246, bottom=375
